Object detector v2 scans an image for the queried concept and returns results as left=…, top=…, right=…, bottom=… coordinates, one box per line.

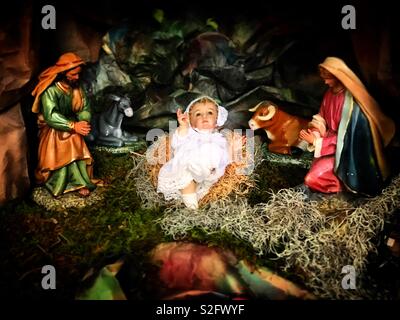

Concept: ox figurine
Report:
left=86, top=94, right=138, bottom=147
left=248, top=101, right=309, bottom=155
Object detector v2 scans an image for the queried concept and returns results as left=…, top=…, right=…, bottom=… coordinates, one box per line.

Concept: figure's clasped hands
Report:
left=299, top=129, right=315, bottom=145
left=74, top=121, right=91, bottom=136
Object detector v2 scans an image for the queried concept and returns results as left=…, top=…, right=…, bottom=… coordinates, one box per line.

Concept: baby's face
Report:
left=189, top=101, right=218, bottom=130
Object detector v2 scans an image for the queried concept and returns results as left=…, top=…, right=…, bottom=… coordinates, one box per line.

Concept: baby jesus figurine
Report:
left=157, top=96, right=241, bottom=209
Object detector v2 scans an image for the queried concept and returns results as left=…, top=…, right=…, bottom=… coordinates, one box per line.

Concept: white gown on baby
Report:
left=157, top=127, right=230, bottom=201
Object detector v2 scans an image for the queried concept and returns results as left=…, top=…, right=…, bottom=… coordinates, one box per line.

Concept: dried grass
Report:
left=126, top=134, right=400, bottom=299
left=157, top=175, right=400, bottom=299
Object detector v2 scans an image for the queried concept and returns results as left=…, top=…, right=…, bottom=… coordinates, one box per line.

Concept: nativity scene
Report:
left=1, top=0, right=400, bottom=302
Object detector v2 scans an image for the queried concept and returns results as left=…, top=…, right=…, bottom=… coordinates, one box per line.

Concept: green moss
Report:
left=0, top=145, right=314, bottom=299
left=247, top=159, right=309, bottom=205
left=0, top=149, right=165, bottom=299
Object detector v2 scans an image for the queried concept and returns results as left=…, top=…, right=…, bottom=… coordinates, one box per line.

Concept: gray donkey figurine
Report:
left=86, top=94, right=138, bottom=147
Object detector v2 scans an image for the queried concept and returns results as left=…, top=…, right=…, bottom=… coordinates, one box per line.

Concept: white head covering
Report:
left=184, top=96, right=229, bottom=127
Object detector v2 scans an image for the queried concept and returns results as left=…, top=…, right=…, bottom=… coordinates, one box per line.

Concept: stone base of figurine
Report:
left=89, top=140, right=147, bottom=154
left=262, top=146, right=314, bottom=169
left=31, top=185, right=106, bottom=212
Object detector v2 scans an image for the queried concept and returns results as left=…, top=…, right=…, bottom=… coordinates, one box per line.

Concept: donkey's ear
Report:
left=108, top=94, right=121, bottom=101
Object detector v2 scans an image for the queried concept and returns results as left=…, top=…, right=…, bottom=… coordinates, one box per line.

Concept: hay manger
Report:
left=127, top=133, right=263, bottom=208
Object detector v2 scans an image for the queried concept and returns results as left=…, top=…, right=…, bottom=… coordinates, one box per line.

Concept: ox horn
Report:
left=248, top=101, right=264, bottom=112
left=257, top=105, right=276, bottom=121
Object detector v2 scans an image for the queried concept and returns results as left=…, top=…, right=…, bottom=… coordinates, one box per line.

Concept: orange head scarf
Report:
left=31, top=52, right=85, bottom=113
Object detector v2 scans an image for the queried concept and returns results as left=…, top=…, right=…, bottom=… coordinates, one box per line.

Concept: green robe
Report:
left=38, top=83, right=96, bottom=196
